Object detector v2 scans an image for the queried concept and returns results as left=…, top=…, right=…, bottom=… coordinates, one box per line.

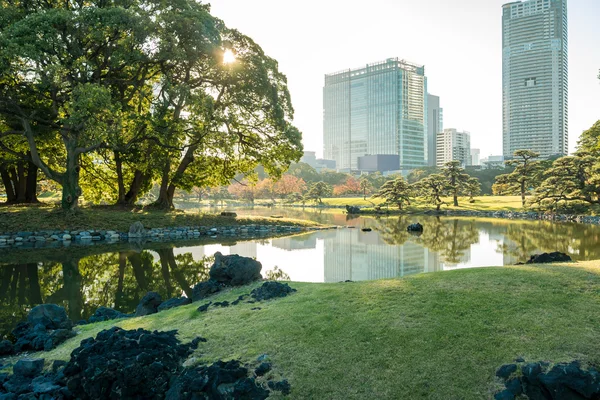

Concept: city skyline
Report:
left=210, top=0, right=600, bottom=159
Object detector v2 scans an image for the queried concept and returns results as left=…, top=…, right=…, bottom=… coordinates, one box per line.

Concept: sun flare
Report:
left=223, top=49, right=236, bottom=64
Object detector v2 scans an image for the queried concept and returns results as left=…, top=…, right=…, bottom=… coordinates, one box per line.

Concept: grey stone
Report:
left=13, top=358, right=44, bottom=377
left=27, top=304, right=71, bottom=330
left=129, top=221, right=145, bottom=237
left=135, top=292, right=162, bottom=316
left=209, top=252, right=262, bottom=286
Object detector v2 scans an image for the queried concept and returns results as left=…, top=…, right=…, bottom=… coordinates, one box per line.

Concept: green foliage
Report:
left=305, top=181, right=333, bottom=204
left=464, top=177, right=481, bottom=201
left=407, top=166, right=438, bottom=184
left=372, top=176, right=412, bottom=210
left=492, top=150, right=542, bottom=207
left=441, top=161, right=470, bottom=207
left=0, top=1, right=302, bottom=209
left=531, top=155, right=600, bottom=211
left=413, top=174, right=448, bottom=211
left=577, top=120, right=600, bottom=157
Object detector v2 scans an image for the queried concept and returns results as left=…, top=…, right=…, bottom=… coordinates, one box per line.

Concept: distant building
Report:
left=300, top=151, right=317, bottom=168
left=323, top=58, right=427, bottom=172
left=315, top=159, right=336, bottom=172
left=427, top=94, right=443, bottom=167
left=481, top=155, right=505, bottom=169
left=436, top=129, right=471, bottom=167
left=502, top=0, right=568, bottom=159
left=357, top=154, right=400, bottom=173
left=471, top=148, right=481, bottom=166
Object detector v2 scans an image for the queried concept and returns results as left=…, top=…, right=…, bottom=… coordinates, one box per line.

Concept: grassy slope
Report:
left=0, top=205, right=320, bottom=233
left=25, top=262, right=600, bottom=399
left=317, top=195, right=524, bottom=211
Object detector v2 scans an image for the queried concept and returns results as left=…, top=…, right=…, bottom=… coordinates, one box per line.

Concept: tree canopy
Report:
left=0, top=0, right=302, bottom=209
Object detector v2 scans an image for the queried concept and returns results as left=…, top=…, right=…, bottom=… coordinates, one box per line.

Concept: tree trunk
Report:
left=62, top=259, right=83, bottom=321
left=61, top=143, right=81, bottom=210
left=0, top=165, right=16, bottom=203
left=15, top=163, right=27, bottom=202
left=153, top=159, right=173, bottom=209
left=0, top=161, right=38, bottom=204
left=521, top=181, right=526, bottom=208
left=115, top=151, right=126, bottom=204
left=152, top=146, right=196, bottom=209
left=25, top=161, right=39, bottom=203
left=157, top=249, right=173, bottom=299
left=26, top=263, right=43, bottom=305
left=452, top=176, right=458, bottom=206
left=115, top=253, right=127, bottom=310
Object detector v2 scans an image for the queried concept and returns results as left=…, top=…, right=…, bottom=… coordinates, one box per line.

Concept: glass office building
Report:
left=323, top=58, right=427, bottom=171
left=502, top=0, right=568, bottom=159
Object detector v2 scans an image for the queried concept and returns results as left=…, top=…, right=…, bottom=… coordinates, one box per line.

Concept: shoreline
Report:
left=0, top=223, right=333, bottom=251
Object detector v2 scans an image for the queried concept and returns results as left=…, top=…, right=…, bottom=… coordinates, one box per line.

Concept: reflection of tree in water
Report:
left=500, top=221, right=600, bottom=262
left=0, top=249, right=213, bottom=339
left=374, top=217, right=480, bottom=265
left=265, top=266, right=291, bottom=281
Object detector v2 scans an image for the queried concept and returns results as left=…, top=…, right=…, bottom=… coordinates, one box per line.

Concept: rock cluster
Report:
left=1, top=327, right=291, bottom=399
left=8, top=305, right=75, bottom=354
left=251, top=282, right=297, bottom=301
left=495, top=360, right=600, bottom=400
left=0, top=358, right=69, bottom=399
left=525, top=252, right=572, bottom=264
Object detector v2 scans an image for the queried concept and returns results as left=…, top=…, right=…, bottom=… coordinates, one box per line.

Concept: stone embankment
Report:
left=0, top=223, right=328, bottom=249
left=440, top=209, right=600, bottom=224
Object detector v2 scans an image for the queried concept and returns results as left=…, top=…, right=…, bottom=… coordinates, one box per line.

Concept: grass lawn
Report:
left=318, top=195, right=525, bottom=212
left=0, top=204, right=320, bottom=233
left=16, top=261, right=600, bottom=399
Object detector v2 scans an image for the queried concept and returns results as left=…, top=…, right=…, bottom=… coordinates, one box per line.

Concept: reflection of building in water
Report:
left=229, top=241, right=257, bottom=259
left=323, top=229, right=441, bottom=282
left=271, top=235, right=317, bottom=251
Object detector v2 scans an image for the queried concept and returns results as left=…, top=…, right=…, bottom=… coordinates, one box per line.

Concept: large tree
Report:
left=493, top=150, right=542, bottom=207
left=0, top=0, right=159, bottom=209
left=531, top=155, right=600, bottom=210
left=305, top=181, right=332, bottom=205
left=413, top=174, right=447, bottom=211
left=149, top=23, right=302, bottom=209
left=441, top=161, right=470, bottom=207
left=372, top=176, right=412, bottom=210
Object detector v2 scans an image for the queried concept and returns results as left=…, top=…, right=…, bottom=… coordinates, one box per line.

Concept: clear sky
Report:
left=210, top=0, right=600, bottom=159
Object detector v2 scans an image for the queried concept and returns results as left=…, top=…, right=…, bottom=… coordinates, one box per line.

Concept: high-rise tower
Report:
left=502, top=0, right=568, bottom=159
left=323, top=58, right=427, bottom=171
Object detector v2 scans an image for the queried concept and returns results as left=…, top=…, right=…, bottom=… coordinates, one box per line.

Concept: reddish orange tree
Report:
left=274, top=175, right=306, bottom=199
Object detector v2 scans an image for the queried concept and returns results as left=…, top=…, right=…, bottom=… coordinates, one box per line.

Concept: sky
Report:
left=210, top=0, right=600, bottom=159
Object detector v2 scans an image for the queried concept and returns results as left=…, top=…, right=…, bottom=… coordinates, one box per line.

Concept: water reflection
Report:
left=0, top=249, right=212, bottom=340
left=3, top=211, right=600, bottom=339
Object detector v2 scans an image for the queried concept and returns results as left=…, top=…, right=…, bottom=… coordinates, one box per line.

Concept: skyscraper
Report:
left=427, top=94, right=443, bottom=167
left=502, top=0, right=568, bottom=159
left=323, top=58, right=427, bottom=172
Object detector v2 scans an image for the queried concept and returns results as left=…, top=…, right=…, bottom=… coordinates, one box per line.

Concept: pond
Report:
left=2, top=207, right=600, bottom=339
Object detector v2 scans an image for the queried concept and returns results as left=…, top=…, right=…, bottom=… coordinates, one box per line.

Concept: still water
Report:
left=2, top=207, right=600, bottom=338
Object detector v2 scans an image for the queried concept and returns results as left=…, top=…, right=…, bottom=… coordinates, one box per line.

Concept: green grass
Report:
left=14, top=261, right=600, bottom=399
left=313, top=195, right=524, bottom=212
left=0, top=204, right=320, bottom=233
